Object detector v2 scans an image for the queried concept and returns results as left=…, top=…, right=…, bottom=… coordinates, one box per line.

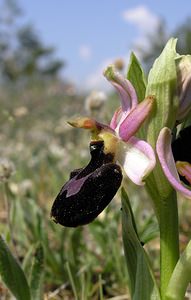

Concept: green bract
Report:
left=146, top=38, right=178, bottom=147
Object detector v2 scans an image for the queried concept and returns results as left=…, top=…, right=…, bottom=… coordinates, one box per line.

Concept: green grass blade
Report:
left=29, top=243, right=44, bottom=300
left=66, top=261, right=79, bottom=300
left=0, top=235, right=31, bottom=300
left=121, top=188, right=160, bottom=300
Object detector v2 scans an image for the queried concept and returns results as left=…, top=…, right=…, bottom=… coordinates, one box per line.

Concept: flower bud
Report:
left=113, top=58, right=125, bottom=71
left=85, top=90, right=106, bottom=113
left=176, top=55, right=191, bottom=121
left=0, top=158, right=15, bottom=183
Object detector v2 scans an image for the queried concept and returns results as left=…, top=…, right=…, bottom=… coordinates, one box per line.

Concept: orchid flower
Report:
left=51, top=66, right=156, bottom=227
left=157, top=126, right=191, bottom=199
left=103, top=66, right=156, bottom=185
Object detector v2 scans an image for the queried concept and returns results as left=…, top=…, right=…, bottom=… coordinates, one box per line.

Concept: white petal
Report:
left=117, top=136, right=156, bottom=185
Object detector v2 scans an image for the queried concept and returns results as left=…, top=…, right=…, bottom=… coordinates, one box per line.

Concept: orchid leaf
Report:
left=0, top=235, right=31, bottom=300
left=127, top=52, right=147, bottom=102
left=139, top=214, right=159, bottom=244
left=29, top=243, right=44, bottom=300
left=166, top=239, right=191, bottom=300
left=121, top=188, right=160, bottom=300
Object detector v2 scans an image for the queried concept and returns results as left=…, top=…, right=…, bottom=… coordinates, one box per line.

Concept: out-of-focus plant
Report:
left=0, top=236, right=44, bottom=300
left=0, top=28, right=133, bottom=297
left=135, top=20, right=168, bottom=73
left=174, top=17, right=191, bottom=55
left=0, top=0, right=64, bottom=85
left=85, top=90, right=107, bottom=115
left=1, top=9, right=191, bottom=297
left=136, top=17, right=191, bottom=73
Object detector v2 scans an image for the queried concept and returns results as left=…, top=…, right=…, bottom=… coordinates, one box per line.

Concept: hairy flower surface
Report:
left=51, top=140, right=122, bottom=227
left=157, top=125, right=191, bottom=199
left=51, top=66, right=156, bottom=227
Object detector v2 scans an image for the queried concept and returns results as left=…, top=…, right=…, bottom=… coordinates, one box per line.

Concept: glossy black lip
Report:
left=51, top=140, right=123, bottom=227
left=172, top=125, right=191, bottom=185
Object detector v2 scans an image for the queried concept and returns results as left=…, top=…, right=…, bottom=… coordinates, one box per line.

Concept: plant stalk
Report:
left=158, top=190, right=179, bottom=299
left=146, top=176, right=179, bottom=299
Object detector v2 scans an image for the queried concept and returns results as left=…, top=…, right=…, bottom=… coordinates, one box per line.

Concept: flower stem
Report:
left=3, top=182, right=12, bottom=235
left=146, top=176, right=179, bottom=299
left=158, top=190, right=179, bottom=299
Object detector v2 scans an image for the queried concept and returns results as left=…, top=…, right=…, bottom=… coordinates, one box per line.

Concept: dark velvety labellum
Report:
left=172, top=125, right=191, bottom=163
left=172, top=125, right=191, bottom=185
left=69, top=168, right=83, bottom=179
left=51, top=140, right=122, bottom=227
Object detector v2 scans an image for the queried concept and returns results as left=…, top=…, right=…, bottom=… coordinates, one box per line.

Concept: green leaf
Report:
left=139, top=215, right=159, bottom=244
left=0, top=235, right=31, bottom=300
left=145, top=38, right=179, bottom=200
left=29, top=243, right=44, bottom=300
left=126, top=52, right=148, bottom=139
left=127, top=52, right=147, bottom=102
left=121, top=189, right=160, bottom=300
left=166, top=239, right=191, bottom=300
left=146, top=38, right=178, bottom=146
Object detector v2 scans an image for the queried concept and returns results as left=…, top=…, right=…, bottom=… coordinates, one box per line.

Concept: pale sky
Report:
left=2, top=0, right=191, bottom=90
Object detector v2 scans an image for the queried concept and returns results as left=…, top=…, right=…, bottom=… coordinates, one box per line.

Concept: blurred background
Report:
left=1, top=0, right=191, bottom=299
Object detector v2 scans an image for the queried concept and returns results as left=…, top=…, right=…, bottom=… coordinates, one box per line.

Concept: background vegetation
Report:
left=1, top=1, right=191, bottom=299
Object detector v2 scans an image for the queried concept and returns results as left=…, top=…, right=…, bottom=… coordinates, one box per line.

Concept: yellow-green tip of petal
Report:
left=103, top=65, right=116, bottom=81
left=67, top=117, right=97, bottom=129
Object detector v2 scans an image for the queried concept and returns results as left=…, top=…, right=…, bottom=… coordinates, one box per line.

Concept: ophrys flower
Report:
left=51, top=66, right=156, bottom=227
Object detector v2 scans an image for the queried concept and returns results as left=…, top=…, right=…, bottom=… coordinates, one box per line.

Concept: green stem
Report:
left=66, top=261, right=78, bottom=300
left=158, top=190, right=179, bottom=299
left=146, top=176, right=179, bottom=299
